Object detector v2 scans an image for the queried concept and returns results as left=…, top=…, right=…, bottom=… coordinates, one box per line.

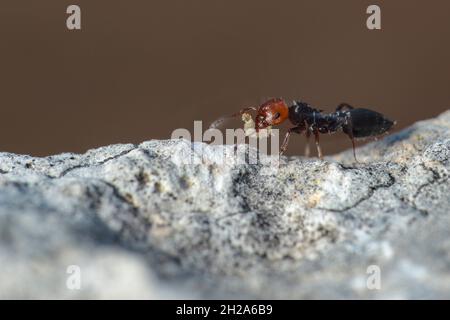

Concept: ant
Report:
left=210, top=98, right=395, bottom=161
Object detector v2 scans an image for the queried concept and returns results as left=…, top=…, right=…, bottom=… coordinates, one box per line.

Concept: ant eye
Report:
left=274, top=112, right=281, bottom=119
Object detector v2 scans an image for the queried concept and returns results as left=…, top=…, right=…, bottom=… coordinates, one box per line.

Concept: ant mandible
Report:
left=210, top=98, right=395, bottom=161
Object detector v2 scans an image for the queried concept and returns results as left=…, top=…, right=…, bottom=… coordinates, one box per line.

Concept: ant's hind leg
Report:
left=350, top=137, right=358, bottom=163
left=313, top=130, right=323, bottom=159
left=336, top=103, right=354, bottom=112
left=343, top=123, right=359, bottom=163
left=304, top=130, right=311, bottom=157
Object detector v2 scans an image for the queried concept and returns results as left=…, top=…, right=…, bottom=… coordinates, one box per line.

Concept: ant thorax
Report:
left=241, top=113, right=274, bottom=138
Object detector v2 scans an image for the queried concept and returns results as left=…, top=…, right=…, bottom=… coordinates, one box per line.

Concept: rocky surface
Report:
left=1, top=111, right=450, bottom=299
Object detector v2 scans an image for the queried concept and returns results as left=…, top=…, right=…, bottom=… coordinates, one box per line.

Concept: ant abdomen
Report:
left=345, top=108, right=395, bottom=138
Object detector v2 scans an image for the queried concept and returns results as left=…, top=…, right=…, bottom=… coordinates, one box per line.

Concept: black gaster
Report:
left=346, top=108, right=395, bottom=138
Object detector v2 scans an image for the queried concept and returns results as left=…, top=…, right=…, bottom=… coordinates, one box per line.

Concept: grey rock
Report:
left=1, top=111, right=449, bottom=299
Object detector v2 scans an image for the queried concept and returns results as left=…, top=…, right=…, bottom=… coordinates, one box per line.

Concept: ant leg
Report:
left=313, top=130, right=323, bottom=159
left=350, top=136, right=358, bottom=162
left=304, top=130, right=311, bottom=157
left=336, top=103, right=354, bottom=112
left=343, top=121, right=359, bottom=163
left=209, top=106, right=257, bottom=129
left=281, top=126, right=304, bottom=155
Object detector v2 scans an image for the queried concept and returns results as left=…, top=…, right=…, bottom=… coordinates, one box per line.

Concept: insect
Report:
left=210, top=98, right=395, bottom=161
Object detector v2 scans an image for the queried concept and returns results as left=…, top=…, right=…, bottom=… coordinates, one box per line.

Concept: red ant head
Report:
left=255, top=98, right=289, bottom=131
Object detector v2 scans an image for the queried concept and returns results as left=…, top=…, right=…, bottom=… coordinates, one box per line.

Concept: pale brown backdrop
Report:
left=0, top=0, right=449, bottom=156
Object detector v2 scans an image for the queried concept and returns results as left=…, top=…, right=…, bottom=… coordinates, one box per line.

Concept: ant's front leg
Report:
left=336, top=103, right=354, bottom=112
left=209, top=107, right=258, bottom=129
left=280, top=126, right=304, bottom=155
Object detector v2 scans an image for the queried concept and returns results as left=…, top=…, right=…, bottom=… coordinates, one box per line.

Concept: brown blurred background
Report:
left=0, top=0, right=449, bottom=156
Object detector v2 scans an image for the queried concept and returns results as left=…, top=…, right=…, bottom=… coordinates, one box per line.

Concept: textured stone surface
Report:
left=1, top=111, right=449, bottom=299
